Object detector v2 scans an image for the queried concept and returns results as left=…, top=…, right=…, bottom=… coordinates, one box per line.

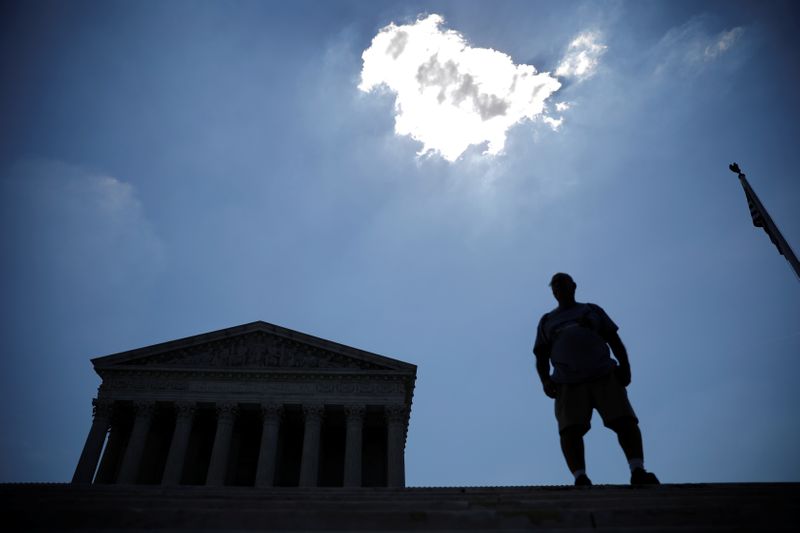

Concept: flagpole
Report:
left=729, top=163, right=800, bottom=281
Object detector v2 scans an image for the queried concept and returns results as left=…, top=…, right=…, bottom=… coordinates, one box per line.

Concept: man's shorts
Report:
left=555, top=370, right=638, bottom=433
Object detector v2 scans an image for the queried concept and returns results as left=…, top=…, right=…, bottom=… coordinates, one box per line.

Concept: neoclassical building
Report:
left=72, top=321, right=417, bottom=488
left=9, top=322, right=800, bottom=531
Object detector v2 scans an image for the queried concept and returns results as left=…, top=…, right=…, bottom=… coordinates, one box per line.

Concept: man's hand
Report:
left=615, top=364, right=631, bottom=387
left=607, top=333, right=631, bottom=387
left=542, top=378, right=559, bottom=399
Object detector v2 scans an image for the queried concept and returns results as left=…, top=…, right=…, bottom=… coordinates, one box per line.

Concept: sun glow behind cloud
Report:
left=359, top=14, right=564, bottom=162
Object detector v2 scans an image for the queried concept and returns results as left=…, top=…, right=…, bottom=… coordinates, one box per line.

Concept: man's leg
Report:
left=608, top=417, right=643, bottom=460
left=559, top=425, right=592, bottom=485
left=595, top=372, right=659, bottom=485
left=559, top=425, right=588, bottom=473
left=608, top=417, right=659, bottom=485
left=555, top=381, right=592, bottom=485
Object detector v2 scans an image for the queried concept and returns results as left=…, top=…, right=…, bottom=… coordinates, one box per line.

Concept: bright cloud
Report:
left=542, top=116, right=563, bottom=130
left=555, top=32, right=607, bottom=80
left=652, top=19, right=746, bottom=76
left=359, top=14, right=563, bottom=162
left=704, top=27, right=744, bottom=60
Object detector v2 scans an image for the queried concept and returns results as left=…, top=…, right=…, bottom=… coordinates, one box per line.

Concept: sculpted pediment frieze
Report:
left=113, top=330, right=391, bottom=371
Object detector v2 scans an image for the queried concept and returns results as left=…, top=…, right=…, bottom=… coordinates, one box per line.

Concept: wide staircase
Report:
left=3, top=482, right=798, bottom=531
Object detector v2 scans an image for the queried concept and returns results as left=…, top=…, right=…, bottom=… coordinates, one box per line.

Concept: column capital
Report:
left=132, top=400, right=156, bottom=418
left=216, top=402, right=238, bottom=422
left=260, top=403, right=283, bottom=421
left=385, top=405, right=408, bottom=424
left=344, top=404, right=366, bottom=421
left=91, top=398, right=114, bottom=420
left=174, top=401, right=196, bottom=419
left=303, top=404, right=325, bottom=422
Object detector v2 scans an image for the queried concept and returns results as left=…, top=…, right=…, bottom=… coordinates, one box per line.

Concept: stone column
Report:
left=95, top=414, right=126, bottom=484
left=255, top=403, right=283, bottom=488
left=298, top=404, right=324, bottom=487
left=117, top=401, right=156, bottom=484
left=206, top=402, right=237, bottom=486
left=72, top=399, right=113, bottom=484
left=161, top=401, right=196, bottom=485
left=343, top=404, right=365, bottom=487
left=386, top=405, right=408, bottom=488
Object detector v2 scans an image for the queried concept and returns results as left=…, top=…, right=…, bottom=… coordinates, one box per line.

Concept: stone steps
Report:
left=3, top=483, right=798, bottom=531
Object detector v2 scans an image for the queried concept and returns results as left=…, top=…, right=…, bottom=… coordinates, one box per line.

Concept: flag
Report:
left=740, top=179, right=783, bottom=255
left=731, top=163, right=800, bottom=281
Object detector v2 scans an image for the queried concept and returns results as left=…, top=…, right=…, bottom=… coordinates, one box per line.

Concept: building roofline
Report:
left=91, top=320, right=417, bottom=373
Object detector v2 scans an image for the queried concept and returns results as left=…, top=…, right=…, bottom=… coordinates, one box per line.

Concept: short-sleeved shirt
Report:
left=533, top=302, right=618, bottom=384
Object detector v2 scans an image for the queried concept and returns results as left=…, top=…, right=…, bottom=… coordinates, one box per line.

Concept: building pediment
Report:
left=92, top=321, right=415, bottom=373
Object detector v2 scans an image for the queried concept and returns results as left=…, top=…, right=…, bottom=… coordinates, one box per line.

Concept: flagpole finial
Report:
left=729, top=162, right=743, bottom=175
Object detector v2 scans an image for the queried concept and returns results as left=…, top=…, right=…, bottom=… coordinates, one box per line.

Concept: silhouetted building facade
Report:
left=9, top=322, right=800, bottom=530
left=72, top=321, right=417, bottom=488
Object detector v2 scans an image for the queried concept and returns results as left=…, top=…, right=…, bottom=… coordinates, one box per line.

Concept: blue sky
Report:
left=1, top=0, right=799, bottom=486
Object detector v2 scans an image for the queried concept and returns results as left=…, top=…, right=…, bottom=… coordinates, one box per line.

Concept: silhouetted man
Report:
left=533, top=273, right=659, bottom=486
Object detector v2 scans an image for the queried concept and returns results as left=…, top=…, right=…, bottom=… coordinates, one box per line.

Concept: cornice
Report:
left=97, top=367, right=415, bottom=382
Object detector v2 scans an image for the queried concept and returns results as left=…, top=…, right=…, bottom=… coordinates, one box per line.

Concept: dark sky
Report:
left=1, top=0, right=799, bottom=486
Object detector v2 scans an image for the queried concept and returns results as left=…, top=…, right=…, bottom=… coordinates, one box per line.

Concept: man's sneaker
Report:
left=630, top=468, right=660, bottom=485
left=574, top=473, right=592, bottom=486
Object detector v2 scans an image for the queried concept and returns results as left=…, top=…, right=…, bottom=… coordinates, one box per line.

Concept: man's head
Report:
left=549, top=272, right=576, bottom=306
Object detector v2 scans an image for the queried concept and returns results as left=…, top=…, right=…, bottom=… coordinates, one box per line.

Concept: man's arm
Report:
left=606, top=331, right=631, bottom=386
left=533, top=315, right=558, bottom=399
left=535, top=354, right=551, bottom=385
left=533, top=347, right=558, bottom=399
